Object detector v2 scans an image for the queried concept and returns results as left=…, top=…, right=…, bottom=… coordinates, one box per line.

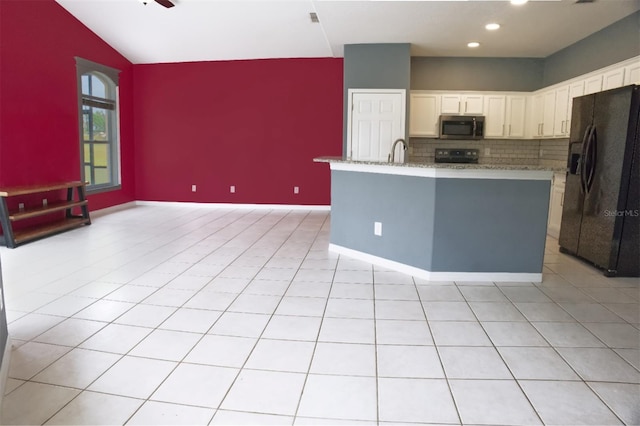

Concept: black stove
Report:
left=435, top=148, right=479, bottom=164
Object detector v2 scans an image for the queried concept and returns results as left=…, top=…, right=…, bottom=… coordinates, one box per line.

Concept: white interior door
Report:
left=348, top=90, right=405, bottom=163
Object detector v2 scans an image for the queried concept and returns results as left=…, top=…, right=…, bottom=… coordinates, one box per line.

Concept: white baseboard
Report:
left=90, top=201, right=137, bottom=218
left=135, top=201, right=331, bottom=211
left=0, top=335, right=12, bottom=404
left=329, top=244, right=542, bottom=283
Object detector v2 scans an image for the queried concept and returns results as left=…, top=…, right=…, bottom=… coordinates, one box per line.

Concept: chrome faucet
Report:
left=388, top=138, right=408, bottom=163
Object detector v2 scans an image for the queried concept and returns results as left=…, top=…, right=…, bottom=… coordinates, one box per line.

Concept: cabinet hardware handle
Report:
left=560, top=194, right=564, bottom=207
left=465, top=101, right=468, bottom=112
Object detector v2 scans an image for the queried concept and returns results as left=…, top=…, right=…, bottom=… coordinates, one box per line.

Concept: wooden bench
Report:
left=0, top=181, right=91, bottom=248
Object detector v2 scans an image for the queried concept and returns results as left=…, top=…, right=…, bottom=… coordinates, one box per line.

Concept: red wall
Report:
left=0, top=0, right=135, bottom=211
left=1, top=0, right=343, bottom=212
left=133, top=58, right=343, bottom=205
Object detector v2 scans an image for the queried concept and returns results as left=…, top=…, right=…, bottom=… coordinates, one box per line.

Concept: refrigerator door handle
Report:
left=579, top=125, right=591, bottom=193
left=586, top=127, right=597, bottom=193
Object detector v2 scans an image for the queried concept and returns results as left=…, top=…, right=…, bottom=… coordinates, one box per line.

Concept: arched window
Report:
left=75, top=58, right=121, bottom=192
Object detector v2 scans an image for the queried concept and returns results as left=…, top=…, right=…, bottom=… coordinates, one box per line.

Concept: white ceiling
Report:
left=55, top=0, right=640, bottom=64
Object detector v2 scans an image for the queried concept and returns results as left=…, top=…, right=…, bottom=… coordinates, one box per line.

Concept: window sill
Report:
left=86, top=184, right=122, bottom=195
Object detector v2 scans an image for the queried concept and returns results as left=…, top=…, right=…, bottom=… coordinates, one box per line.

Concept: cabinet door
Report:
left=602, top=68, right=625, bottom=91
left=624, top=62, right=640, bottom=85
left=441, top=95, right=462, bottom=114
left=584, top=75, right=603, bottom=95
left=483, top=95, right=506, bottom=137
left=505, top=96, right=526, bottom=138
left=462, top=95, right=484, bottom=114
left=409, top=93, right=440, bottom=137
left=542, top=91, right=556, bottom=137
left=566, top=81, right=585, bottom=134
left=553, top=86, right=570, bottom=137
left=531, top=94, right=545, bottom=138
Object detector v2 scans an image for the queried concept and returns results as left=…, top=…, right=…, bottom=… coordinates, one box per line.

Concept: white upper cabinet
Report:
left=409, top=93, right=440, bottom=137
left=531, top=94, right=545, bottom=138
left=624, top=61, right=640, bottom=85
left=408, top=55, right=639, bottom=141
left=531, top=91, right=556, bottom=138
left=584, top=75, right=603, bottom=95
left=602, top=68, right=625, bottom=91
left=441, top=94, right=483, bottom=115
left=542, top=91, right=556, bottom=137
left=553, top=85, right=570, bottom=137
left=483, top=95, right=506, bottom=138
left=484, top=94, right=525, bottom=139
left=566, top=81, right=585, bottom=136
left=505, top=96, right=526, bottom=138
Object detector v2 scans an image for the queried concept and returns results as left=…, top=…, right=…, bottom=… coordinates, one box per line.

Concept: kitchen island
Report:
left=315, top=157, right=563, bottom=282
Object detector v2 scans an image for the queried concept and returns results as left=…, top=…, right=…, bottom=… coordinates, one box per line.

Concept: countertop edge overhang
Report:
left=314, top=156, right=562, bottom=180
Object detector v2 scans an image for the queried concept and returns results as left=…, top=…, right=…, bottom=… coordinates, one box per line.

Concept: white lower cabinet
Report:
left=548, top=173, right=566, bottom=238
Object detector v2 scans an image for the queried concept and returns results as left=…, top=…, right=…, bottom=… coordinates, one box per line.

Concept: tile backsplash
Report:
left=409, top=137, right=569, bottom=168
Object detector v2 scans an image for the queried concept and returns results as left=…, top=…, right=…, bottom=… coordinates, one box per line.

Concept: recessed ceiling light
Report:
left=511, top=0, right=528, bottom=5
left=467, top=42, right=480, bottom=48
left=485, top=23, right=500, bottom=31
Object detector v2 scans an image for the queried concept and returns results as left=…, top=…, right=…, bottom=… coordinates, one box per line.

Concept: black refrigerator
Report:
left=558, top=84, right=640, bottom=277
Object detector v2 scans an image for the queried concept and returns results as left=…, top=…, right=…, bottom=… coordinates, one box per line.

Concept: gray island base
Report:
left=316, top=157, right=560, bottom=282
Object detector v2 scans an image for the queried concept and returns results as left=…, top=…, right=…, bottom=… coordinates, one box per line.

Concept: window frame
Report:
left=75, top=57, right=122, bottom=194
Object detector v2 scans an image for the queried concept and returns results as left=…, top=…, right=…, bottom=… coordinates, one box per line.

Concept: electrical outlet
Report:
left=230, top=185, right=236, bottom=193
left=540, top=148, right=545, bottom=157
left=484, top=147, right=491, bottom=156
left=374, top=221, right=382, bottom=236
left=42, top=198, right=48, bottom=207
left=192, top=184, right=197, bottom=192
left=293, top=186, right=299, bottom=194
left=18, top=203, right=24, bottom=211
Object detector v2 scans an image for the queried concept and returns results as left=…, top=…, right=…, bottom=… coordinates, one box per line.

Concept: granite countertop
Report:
left=314, top=156, right=566, bottom=172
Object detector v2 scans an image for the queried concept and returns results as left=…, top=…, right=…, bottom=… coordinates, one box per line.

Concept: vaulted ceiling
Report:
left=56, top=0, right=640, bottom=64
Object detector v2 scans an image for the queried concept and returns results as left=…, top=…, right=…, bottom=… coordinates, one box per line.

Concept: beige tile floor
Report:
left=0, top=205, right=638, bottom=425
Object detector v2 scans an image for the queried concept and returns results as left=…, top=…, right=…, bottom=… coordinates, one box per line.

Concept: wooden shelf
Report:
left=9, top=200, right=88, bottom=221
left=0, top=181, right=85, bottom=197
left=0, top=181, right=91, bottom=248
left=13, top=217, right=90, bottom=244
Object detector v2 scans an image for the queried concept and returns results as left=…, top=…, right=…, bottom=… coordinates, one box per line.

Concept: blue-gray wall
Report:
left=330, top=169, right=550, bottom=273
left=411, top=57, right=544, bottom=91
left=343, top=44, right=411, bottom=154
left=543, top=11, right=640, bottom=87
left=331, top=170, right=436, bottom=269
left=0, top=257, right=7, bottom=374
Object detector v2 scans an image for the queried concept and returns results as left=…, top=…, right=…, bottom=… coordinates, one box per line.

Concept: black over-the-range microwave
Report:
left=439, top=115, right=485, bottom=140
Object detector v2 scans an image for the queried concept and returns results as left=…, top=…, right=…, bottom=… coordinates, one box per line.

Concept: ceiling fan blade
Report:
left=154, top=0, right=175, bottom=8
